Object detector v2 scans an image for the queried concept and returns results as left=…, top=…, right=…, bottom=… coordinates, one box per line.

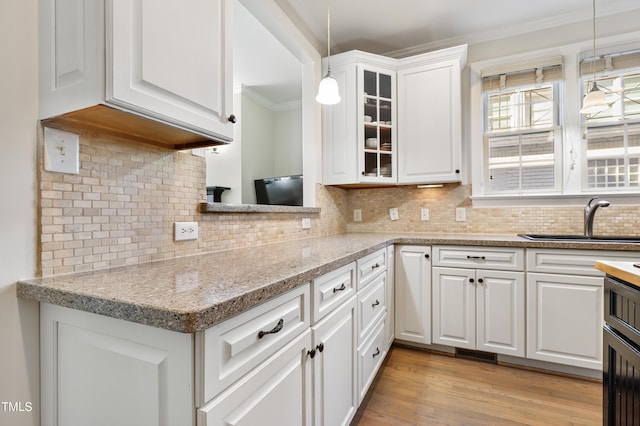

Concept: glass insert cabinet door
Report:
left=359, top=65, right=397, bottom=183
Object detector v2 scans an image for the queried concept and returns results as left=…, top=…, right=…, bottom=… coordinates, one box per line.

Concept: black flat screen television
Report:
left=254, top=175, right=303, bottom=206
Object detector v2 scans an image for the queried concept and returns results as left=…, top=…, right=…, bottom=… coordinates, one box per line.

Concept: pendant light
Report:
left=315, top=0, right=341, bottom=105
left=580, top=0, right=609, bottom=115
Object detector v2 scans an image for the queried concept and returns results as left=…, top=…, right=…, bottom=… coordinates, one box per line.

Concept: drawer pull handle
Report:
left=371, top=263, right=380, bottom=270
left=372, top=299, right=380, bottom=308
left=467, top=255, right=486, bottom=260
left=258, top=318, right=284, bottom=339
left=333, top=283, right=346, bottom=293
left=372, top=347, right=381, bottom=358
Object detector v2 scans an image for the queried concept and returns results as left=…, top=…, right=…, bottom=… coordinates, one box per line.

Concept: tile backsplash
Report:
left=345, top=184, right=639, bottom=236
left=38, top=128, right=639, bottom=277
left=38, top=129, right=346, bottom=277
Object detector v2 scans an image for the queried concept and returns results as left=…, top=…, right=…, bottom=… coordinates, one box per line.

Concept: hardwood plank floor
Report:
left=353, top=346, right=602, bottom=426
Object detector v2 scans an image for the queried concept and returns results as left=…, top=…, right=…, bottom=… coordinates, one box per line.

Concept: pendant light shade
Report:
left=580, top=83, right=608, bottom=114
left=316, top=72, right=341, bottom=105
left=316, top=0, right=341, bottom=105
left=581, top=0, right=608, bottom=115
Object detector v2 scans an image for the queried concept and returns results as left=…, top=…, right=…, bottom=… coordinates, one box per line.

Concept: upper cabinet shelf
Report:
left=39, top=0, right=235, bottom=150
left=322, top=46, right=467, bottom=186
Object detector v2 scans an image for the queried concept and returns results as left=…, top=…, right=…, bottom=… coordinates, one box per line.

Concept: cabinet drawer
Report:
left=358, top=317, right=386, bottom=403
left=197, top=329, right=312, bottom=426
left=358, top=273, right=387, bottom=344
left=357, top=248, right=387, bottom=290
left=312, top=262, right=356, bottom=324
left=196, top=285, right=310, bottom=405
left=433, top=246, right=524, bottom=271
left=527, top=249, right=640, bottom=276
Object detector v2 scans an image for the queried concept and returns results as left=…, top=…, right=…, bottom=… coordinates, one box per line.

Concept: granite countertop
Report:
left=595, top=260, right=640, bottom=288
left=17, top=232, right=640, bottom=333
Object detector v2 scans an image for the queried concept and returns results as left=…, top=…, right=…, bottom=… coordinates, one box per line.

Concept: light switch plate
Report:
left=353, top=209, right=362, bottom=222
left=301, top=218, right=311, bottom=229
left=389, top=208, right=399, bottom=221
left=43, top=127, right=80, bottom=174
left=456, top=207, right=466, bottom=222
left=421, top=208, right=429, bottom=221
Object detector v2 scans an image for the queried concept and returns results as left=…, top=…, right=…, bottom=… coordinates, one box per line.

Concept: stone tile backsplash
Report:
left=38, top=128, right=639, bottom=277
left=38, top=128, right=346, bottom=277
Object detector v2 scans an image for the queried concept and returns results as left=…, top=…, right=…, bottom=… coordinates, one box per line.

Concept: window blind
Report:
left=482, top=57, right=563, bottom=92
left=580, top=49, right=640, bottom=77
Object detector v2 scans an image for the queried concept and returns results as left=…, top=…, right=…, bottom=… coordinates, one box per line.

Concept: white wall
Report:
left=273, top=105, right=303, bottom=177
left=0, top=1, right=39, bottom=425
left=241, top=92, right=277, bottom=204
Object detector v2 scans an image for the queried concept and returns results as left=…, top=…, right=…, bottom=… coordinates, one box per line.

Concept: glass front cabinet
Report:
left=321, top=46, right=467, bottom=187
left=360, top=67, right=397, bottom=183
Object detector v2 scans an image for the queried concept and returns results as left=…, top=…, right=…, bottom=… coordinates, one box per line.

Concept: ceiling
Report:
left=235, top=0, right=640, bottom=105
left=283, top=0, right=640, bottom=56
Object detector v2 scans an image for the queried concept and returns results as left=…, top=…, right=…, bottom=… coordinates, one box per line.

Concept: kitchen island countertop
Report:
left=18, top=232, right=640, bottom=333
left=595, top=260, right=640, bottom=288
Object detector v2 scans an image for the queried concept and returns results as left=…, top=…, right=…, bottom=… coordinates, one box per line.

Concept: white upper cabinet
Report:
left=39, top=0, right=234, bottom=149
left=322, top=45, right=466, bottom=186
left=397, top=46, right=465, bottom=184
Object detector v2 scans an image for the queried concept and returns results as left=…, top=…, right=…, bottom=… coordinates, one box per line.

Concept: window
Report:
left=482, top=63, right=562, bottom=194
left=581, top=50, right=640, bottom=190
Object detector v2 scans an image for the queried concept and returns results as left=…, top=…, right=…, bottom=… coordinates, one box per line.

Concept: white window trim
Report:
left=470, top=31, right=640, bottom=208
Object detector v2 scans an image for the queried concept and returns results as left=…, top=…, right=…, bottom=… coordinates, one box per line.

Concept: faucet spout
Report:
left=584, top=197, right=610, bottom=238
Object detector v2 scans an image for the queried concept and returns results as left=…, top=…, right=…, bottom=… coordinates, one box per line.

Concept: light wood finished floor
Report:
left=353, top=346, right=602, bottom=426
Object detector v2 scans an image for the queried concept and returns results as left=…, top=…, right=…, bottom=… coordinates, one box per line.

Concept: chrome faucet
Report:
left=584, top=197, right=610, bottom=238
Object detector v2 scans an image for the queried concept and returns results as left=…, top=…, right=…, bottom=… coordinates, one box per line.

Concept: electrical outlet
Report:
left=421, top=208, right=429, bottom=221
left=389, top=208, right=399, bottom=221
left=353, top=209, right=362, bottom=222
left=455, top=207, right=466, bottom=222
left=301, top=218, right=311, bottom=229
left=174, top=221, right=198, bottom=241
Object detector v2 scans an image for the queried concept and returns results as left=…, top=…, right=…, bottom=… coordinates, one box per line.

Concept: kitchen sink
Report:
left=518, top=234, right=640, bottom=243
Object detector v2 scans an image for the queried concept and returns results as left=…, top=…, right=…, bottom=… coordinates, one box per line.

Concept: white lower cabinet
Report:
left=525, top=248, right=640, bottom=370
left=394, top=245, right=431, bottom=344
left=431, top=246, right=525, bottom=357
left=198, top=330, right=312, bottom=425
left=385, top=245, right=395, bottom=348
left=432, top=267, right=525, bottom=356
left=526, top=272, right=603, bottom=370
left=41, top=303, right=194, bottom=426
left=311, top=296, right=358, bottom=426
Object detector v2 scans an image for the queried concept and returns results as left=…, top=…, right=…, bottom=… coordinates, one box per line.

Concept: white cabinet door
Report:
left=312, top=296, right=358, bottom=426
left=41, top=304, right=193, bottom=426
left=107, top=0, right=233, bottom=141
left=432, top=266, right=475, bottom=349
left=397, top=60, right=461, bottom=184
left=476, top=270, right=525, bottom=357
left=432, top=268, right=525, bottom=356
left=526, top=272, right=604, bottom=370
left=198, top=330, right=312, bottom=426
left=394, top=245, right=431, bottom=344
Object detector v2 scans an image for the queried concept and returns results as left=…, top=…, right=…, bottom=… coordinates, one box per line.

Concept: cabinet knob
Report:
left=228, top=114, right=237, bottom=124
left=469, top=278, right=475, bottom=283
left=307, top=348, right=316, bottom=359
left=478, top=278, right=484, bottom=284
left=455, top=169, right=460, bottom=174
left=424, top=254, right=430, bottom=259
